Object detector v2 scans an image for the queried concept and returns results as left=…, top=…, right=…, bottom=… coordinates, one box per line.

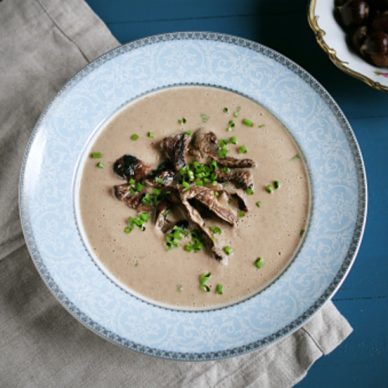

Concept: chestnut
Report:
left=338, top=0, right=370, bottom=28
left=360, top=31, right=388, bottom=66
left=372, top=11, right=388, bottom=33
left=352, top=25, right=369, bottom=50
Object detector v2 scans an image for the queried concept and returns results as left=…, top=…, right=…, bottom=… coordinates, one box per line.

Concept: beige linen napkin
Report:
left=0, top=0, right=353, bottom=386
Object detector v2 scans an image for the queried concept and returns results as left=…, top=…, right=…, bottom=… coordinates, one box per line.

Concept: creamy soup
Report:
left=79, top=86, right=310, bottom=309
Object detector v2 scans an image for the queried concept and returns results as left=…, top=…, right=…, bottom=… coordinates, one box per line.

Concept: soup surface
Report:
left=79, top=86, right=310, bottom=308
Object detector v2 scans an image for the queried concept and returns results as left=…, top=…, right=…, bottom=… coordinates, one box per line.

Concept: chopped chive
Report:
left=199, top=272, right=211, bottom=285
left=178, top=117, right=187, bottom=125
left=238, top=210, right=246, bottom=218
left=223, top=107, right=229, bottom=113
left=229, top=136, right=237, bottom=145
left=245, top=187, right=254, bottom=195
left=199, top=272, right=211, bottom=292
left=182, top=181, right=190, bottom=190
left=96, top=161, right=105, bottom=169
left=242, top=118, right=254, bottom=127
left=154, top=177, right=164, bottom=185
left=254, top=257, right=264, bottom=269
left=184, top=130, right=193, bottom=136
left=147, top=131, right=155, bottom=139
left=218, top=148, right=227, bottom=158
left=265, top=184, right=274, bottom=194
left=291, top=154, right=301, bottom=160
left=200, top=113, right=209, bottom=123
left=90, top=151, right=103, bottom=159
left=238, top=145, right=248, bottom=154
left=233, top=106, right=241, bottom=117
left=300, top=229, right=305, bottom=237
left=176, top=284, right=183, bottom=292
left=215, top=284, right=224, bottom=295
left=209, top=226, right=222, bottom=235
left=184, top=243, right=193, bottom=252
left=273, top=180, right=281, bottom=189
left=223, top=246, right=233, bottom=255
left=124, top=226, right=131, bottom=234
left=258, top=124, right=265, bottom=128
left=255, top=200, right=262, bottom=208
left=223, top=167, right=231, bottom=173
left=130, top=133, right=139, bottom=141
left=228, top=120, right=235, bottom=128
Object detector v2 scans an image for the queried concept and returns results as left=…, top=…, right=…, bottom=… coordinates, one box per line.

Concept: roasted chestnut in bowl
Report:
left=335, top=0, right=388, bottom=67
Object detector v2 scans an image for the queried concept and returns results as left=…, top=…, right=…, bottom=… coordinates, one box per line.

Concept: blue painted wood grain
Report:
left=86, top=1, right=388, bottom=386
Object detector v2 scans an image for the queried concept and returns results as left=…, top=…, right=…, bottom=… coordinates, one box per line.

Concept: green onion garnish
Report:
left=242, top=118, right=254, bottom=127
left=254, top=257, right=264, bottom=269
left=147, top=131, right=155, bottom=139
left=300, top=229, right=305, bottom=237
left=291, top=154, right=301, bottom=160
left=238, top=210, right=246, bottom=218
left=273, top=180, right=281, bottom=189
left=215, top=284, right=224, bottom=295
left=199, top=272, right=211, bottom=292
left=184, top=130, right=193, bottom=136
left=238, top=145, right=248, bottom=154
left=223, top=107, right=229, bottom=113
left=90, top=151, right=103, bottom=159
left=200, top=113, right=209, bottom=123
left=130, top=133, right=139, bottom=141
left=165, top=225, right=189, bottom=250
left=178, top=117, right=187, bottom=125
left=209, top=226, right=222, bottom=235
left=233, top=106, right=241, bottom=118
left=176, top=285, right=183, bottom=292
left=124, top=212, right=151, bottom=234
left=255, top=201, right=262, bottom=208
left=223, top=246, right=233, bottom=255
left=245, top=187, right=254, bottom=195
left=96, top=161, right=105, bottom=169
left=265, top=184, right=274, bottom=194
left=229, top=136, right=237, bottom=145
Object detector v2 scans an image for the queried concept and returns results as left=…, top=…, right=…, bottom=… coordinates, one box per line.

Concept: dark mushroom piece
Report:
left=215, top=169, right=253, bottom=190
left=113, top=154, right=152, bottom=181
left=181, top=186, right=238, bottom=226
left=113, top=184, right=150, bottom=211
left=178, top=195, right=226, bottom=261
left=160, top=133, right=191, bottom=171
left=190, top=129, right=255, bottom=168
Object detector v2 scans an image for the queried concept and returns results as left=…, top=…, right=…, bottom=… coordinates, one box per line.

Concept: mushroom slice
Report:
left=113, top=154, right=152, bottom=181
left=215, top=169, right=253, bottom=190
left=160, top=133, right=191, bottom=171
left=181, top=186, right=237, bottom=226
left=190, top=128, right=255, bottom=168
left=113, top=184, right=150, bottom=211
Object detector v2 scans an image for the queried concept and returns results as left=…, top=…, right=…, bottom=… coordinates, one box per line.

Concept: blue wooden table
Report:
left=86, top=1, right=388, bottom=386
